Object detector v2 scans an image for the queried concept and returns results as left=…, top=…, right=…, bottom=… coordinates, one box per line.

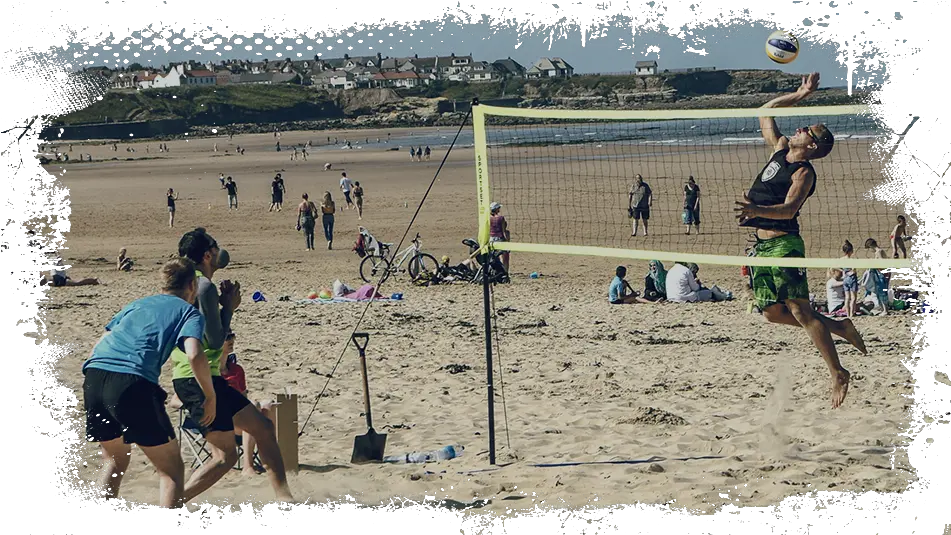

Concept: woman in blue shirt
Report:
left=82, top=257, right=216, bottom=508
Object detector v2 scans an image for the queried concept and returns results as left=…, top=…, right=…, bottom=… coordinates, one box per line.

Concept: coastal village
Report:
left=90, top=54, right=582, bottom=91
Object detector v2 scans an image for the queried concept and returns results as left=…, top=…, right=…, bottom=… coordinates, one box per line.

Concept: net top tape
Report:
left=474, top=104, right=870, bottom=121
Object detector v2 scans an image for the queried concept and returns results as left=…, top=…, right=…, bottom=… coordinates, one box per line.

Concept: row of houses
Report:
left=100, top=54, right=577, bottom=91
left=98, top=58, right=696, bottom=93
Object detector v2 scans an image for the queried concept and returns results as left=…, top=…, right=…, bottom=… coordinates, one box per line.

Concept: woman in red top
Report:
left=489, top=202, right=510, bottom=273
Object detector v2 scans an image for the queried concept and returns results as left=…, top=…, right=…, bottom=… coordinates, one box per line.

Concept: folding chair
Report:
left=177, top=408, right=263, bottom=472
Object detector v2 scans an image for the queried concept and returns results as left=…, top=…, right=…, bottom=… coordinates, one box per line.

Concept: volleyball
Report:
left=765, top=31, right=799, bottom=64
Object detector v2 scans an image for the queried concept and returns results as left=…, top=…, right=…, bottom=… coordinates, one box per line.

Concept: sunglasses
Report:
left=802, top=126, right=821, bottom=145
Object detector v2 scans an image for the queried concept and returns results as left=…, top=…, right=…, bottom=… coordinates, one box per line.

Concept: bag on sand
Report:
left=333, top=279, right=353, bottom=297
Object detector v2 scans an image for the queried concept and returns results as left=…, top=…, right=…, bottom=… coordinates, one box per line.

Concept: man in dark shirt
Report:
left=733, top=72, right=866, bottom=409
left=628, top=174, right=652, bottom=237
left=269, top=174, right=285, bottom=212
left=225, top=177, right=238, bottom=210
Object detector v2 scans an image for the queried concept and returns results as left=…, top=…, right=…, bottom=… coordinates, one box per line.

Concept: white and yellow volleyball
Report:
left=765, top=31, right=799, bottom=64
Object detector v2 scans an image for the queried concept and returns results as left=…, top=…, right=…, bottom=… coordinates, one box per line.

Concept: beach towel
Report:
left=297, top=285, right=393, bottom=304
left=345, top=284, right=385, bottom=300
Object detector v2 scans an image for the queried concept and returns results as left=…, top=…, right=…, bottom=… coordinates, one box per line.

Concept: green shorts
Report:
left=749, top=234, right=809, bottom=310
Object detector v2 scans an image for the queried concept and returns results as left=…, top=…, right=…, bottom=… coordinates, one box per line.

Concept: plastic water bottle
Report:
left=383, top=444, right=464, bottom=463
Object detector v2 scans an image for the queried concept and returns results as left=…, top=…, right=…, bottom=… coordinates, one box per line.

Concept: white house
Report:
left=147, top=64, right=215, bottom=87
left=312, top=70, right=356, bottom=90
left=525, top=57, right=574, bottom=79
left=184, top=69, right=217, bottom=86
left=372, top=71, right=426, bottom=88
left=635, top=60, right=658, bottom=76
left=135, top=73, right=158, bottom=89
left=437, top=54, right=473, bottom=78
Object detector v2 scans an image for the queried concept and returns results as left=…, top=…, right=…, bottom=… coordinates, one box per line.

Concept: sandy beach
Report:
left=42, top=127, right=916, bottom=513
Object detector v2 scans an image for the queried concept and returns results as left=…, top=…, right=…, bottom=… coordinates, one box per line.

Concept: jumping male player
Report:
left=734, top=72, right=867, bottom=409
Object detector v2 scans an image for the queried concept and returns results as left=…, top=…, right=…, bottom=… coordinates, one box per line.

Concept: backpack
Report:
left=353, top=233, right=367, bottom=258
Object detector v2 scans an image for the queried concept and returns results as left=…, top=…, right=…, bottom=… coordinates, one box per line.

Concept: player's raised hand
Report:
left=799, top=72, right=820, bottom=95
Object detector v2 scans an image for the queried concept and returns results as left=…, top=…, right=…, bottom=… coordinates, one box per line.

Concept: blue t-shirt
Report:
left=608, top=276, right=625, bottom=303
left=83, top=294, right=205, bottom=384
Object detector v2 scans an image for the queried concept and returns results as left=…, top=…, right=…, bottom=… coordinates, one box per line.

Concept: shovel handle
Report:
left=352, top=332, right=369, bottom=353
left=351, top=333, right=373, bottom=429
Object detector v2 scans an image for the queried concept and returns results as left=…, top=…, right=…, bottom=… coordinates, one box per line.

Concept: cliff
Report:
left=45, top=70, right=873, bottom=140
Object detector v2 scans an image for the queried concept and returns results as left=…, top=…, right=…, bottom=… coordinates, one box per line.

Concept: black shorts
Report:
left=343, top=191, right=353, bottom=204
left=354, top=195, right=363, bottom=207
left=52, top=274, right=67, bottom=287
left=634, top=207, right=650, bottom=221
left=83, top=368, right=176, bottom=447
left=272, top=193, right=283, bottom=203
left=173, top=376, right=251, bottom=435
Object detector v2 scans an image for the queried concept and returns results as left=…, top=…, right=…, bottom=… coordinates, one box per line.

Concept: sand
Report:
left=42, top=128, right=916, bottom=513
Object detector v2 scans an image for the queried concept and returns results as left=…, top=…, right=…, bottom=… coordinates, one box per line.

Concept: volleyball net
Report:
left=472, top=104, right=912, bottom=269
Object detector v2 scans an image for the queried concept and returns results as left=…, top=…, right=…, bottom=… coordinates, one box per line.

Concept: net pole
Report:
left=483, top=257, right=496, bottom=466
left=473, top=98, right=497, bottom=466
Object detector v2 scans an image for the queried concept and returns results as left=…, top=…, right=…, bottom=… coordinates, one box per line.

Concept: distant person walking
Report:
left=409, top=146, right=416, bottom=161
left=339, top=172, right=355, bottom=210
left=424, top=146, right=431, bottom=161
left=297, top=193, right=317, bottom=251
left=269, top=174, right=285, bottom=212
left=167, top=188, right=179, bottom=228
left=224, top=177, right=238, bottom=210
left=629, top=174, right=652, bottom=237
left=352, top=181, right=364, bottom=220
left=320, top=192, right=336, bottom=250
left=218, top=173, right=226, bottom=188
left=683, top=175, right=701, bottom=235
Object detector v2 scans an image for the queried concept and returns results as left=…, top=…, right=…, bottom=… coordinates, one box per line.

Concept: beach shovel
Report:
left=350, top=333, right=387, bottom=464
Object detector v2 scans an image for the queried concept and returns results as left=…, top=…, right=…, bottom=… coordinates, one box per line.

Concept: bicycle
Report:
left=359, top=233, right=439, bottom=284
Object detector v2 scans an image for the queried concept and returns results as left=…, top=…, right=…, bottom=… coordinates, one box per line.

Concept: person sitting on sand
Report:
left=643, top=260, right=667, bottom=301
left=117, top=248, right=134, bottom=272
left=891, top=215, right=909, bottom=259
left=825, top=268, right=846, bottom=314
left=609, top=266, right=651, bottom=304
left=324, top=162, right=332, bottom=171
left=665, top=263, right=731, bottom=303
left=42, top=259, right=101, bottom=287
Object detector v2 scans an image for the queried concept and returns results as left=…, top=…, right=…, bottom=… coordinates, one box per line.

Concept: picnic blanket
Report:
left=297, top=284, right=397, bottom=304
left=298, top=296, right=394, bottom=304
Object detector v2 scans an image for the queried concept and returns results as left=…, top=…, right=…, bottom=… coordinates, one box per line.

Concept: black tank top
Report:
left=740, top=148, right=816, bottom=234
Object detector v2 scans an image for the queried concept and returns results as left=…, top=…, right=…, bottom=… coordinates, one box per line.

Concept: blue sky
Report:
left=70, top=19, right=877, bottom=87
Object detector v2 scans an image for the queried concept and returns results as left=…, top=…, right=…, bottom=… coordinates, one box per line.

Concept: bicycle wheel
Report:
left=360, top=255, right=392, bottom=284
left=408, top=253, right=439, bottom=282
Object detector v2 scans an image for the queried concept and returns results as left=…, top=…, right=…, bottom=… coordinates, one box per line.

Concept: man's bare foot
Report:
left=242, top=467, right=259, bottom=477
left=832, top=368, right=850, bottom=409
left=840, top=319, right=868, bottom=355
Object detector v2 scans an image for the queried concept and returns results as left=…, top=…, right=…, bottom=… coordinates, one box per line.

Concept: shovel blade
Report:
left=351, top=428, right=387, bottom=464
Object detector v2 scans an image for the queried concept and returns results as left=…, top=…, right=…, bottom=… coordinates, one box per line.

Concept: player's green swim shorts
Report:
left=749, top=233, right=809, bottom=310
